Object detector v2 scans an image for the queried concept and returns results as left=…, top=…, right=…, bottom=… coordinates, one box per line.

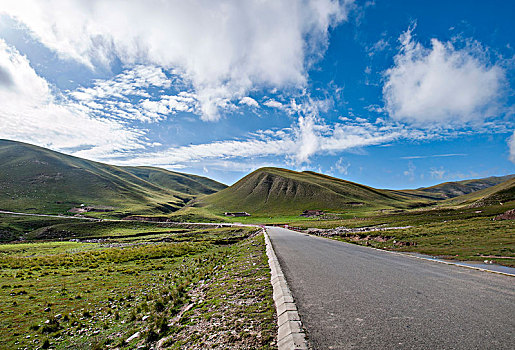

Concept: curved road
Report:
left=266, top=226, right=515, bottom=350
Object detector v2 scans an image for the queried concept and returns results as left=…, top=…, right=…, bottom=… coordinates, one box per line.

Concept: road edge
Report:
left=302, top=230, right=515, bottom=278
left=263, top=228, right=309, bottom=350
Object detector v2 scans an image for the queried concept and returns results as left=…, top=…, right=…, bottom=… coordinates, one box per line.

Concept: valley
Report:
left=0, top=140, right=514, bottom=349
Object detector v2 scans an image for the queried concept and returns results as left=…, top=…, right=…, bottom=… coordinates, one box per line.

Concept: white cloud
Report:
left=110, top=111, right=416, bottom=168
left=367, top=38, right=389, bottom=57
left=239, top=96, right=259, bottom=108
left=0, top=39, right=145, bottom=156
left=403, top=161, right=416, bottom=181
left=401, top=153, right=467, bottom=159
left=68, top=66, right=200, bottom=123
left=509, top=131, right=515, bottom=164
left=430, top=167, right=446, bottom=180
left=332, top=158, right=351, bottom=175
left=263, top=99, right=285, bottom=109
left=1, top=0, right=353, bottom=121
left=383, top=27, right=506, bottom=124
left=429, top=167, right=447, bottom=180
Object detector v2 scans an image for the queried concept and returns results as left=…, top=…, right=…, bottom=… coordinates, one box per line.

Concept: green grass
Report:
left=0, top=214, right=80, bottom=242
left=400, top=174, right=515, bottom=199
left=285, top=202, right=515, bottom=267
left=441, top=178, right=515, bottom=207
left=0, top=139, right=226, bottom=217
left=162, top=234, right=276, bottom=349
left=194, top=167, right=436, bottom=217
left=0, top=224, right=274, bottom=349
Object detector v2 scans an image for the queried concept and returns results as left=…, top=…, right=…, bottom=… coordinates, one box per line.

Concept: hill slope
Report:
left=442, top=177, right=515, bottom=207
left=123, top=166, right=226, bottom=195
left=413, top=175, right=515, bottom=199
left=195, top=167, right=433, bottom=215
left=0, top=139, right=226, bottom=215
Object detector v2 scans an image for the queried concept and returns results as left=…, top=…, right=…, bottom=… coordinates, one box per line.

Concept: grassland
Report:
left=191, top=170, right=515, bottom=268
left=195, top=167, right=436, bottom=216
left=283, top=203, right=515, bottom=267
left=0, top=220, right=276, bottom=350
left=0, top=139, right=226, bottom=217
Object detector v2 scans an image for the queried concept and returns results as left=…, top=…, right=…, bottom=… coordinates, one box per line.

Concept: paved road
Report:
left=266, top=226, right=515, bottom=350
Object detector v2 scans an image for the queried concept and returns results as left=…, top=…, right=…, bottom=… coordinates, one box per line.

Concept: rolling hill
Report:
left=441, top=177, right=515, bottom=207
left=194, top=167, right=434, bottom=216
left=194, top=167, right=515, bottom=217
left=413, top=175, right=515, bottom=199
left=0, top=139, right=226, bottom=216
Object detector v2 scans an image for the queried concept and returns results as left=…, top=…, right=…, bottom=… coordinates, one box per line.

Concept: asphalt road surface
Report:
left=266, top=226, right=515, bottom=350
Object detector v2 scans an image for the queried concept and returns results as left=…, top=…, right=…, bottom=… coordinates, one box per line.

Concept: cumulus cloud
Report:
left=509, top=131, right=515, bottom=164
left=239, top=97, right=259, bottom=108
left=0, top=39, right=145, bottom=156
left=383, top=26, right=506, bottom=124
left=263, top=99, right=285, bottom=109
left=68, top=65, right=199, bottom=123
left=1, top=0, right=353, bottom=121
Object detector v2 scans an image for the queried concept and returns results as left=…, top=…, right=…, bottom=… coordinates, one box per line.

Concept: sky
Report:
left=0, top=0, right=514, bottom=188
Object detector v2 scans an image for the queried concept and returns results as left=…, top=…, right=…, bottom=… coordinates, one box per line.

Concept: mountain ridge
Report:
left=0, top=139, right=226, bottom=215
left=1, top=139, right=513, bottom=217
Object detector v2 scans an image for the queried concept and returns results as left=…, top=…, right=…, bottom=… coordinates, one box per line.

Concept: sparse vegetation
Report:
left=286, top=204, right=515, bottom=267
left=0, top=222, right=275, bottom=349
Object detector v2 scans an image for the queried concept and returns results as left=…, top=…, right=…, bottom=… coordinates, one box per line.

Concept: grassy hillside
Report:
left=441, top=177, right=515, bottom=207
left=413, top=175, right=515, bottom=199
left=194, top=167, right=434, bottom=216
left=124, top=166, right=225, bottom=195
left=0, top=139, right=225, bottom=216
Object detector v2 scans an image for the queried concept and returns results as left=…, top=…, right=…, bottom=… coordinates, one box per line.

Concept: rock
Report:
left=125, top=331, right=141, bottom=343
left=494, top=208, right=515, bottom=220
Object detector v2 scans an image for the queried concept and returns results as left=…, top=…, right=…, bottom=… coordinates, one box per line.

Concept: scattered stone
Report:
left=493, top=208, right=515, bottom=220
left=126, top=331, right=141, bottom=343
left=305, top=225, right=412, bottom=236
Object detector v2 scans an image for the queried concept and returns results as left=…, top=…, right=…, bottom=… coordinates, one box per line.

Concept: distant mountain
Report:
left=442, top=177, right=515, bottom=207
left=0, top=139, right=226, bottom=215
left=414, top=175, right=515, bottom=199
left=194, top=167, right=433, bottom=215
left=3, top=139, right=511, bottom=218
left=123, top=166, right=226, bottom=195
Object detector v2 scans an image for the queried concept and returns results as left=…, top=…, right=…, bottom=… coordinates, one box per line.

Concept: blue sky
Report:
left=0, top=0, right=513, bottom=188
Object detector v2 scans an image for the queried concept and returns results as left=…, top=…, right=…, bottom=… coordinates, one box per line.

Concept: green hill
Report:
left=0, top=139, right=226, bottom=216
left=123, top=166, right=225, bottom=195
left=442, top=177, right=515, bottom=207
left=194, top=167, right=433, bottom=216
left=413, top=175, right=515, bottom=199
